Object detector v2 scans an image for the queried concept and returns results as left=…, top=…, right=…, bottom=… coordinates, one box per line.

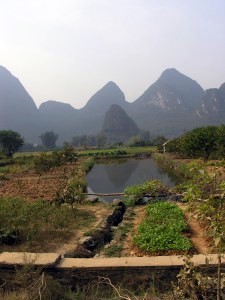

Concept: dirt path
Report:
left=121, top=206, right=147, bottom=257
left=54, top=205, right=112, bottom=255
left=176, top=202, right=211, bottom=254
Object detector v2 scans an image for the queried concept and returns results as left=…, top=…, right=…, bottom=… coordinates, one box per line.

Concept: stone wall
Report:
left=0, top=252, right=224, bottom=290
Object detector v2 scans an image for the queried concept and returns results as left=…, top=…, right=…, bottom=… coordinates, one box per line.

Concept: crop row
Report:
left=134, top=202, right=192, bottom=252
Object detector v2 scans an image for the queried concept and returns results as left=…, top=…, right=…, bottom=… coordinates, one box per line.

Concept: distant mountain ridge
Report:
left=0, top=65, right=224, bottom=144
left=134, top=68, right=204, bottom=110
left=0, top=66, right=39, bottom=141
left=126, top=68, right=206, bottom=136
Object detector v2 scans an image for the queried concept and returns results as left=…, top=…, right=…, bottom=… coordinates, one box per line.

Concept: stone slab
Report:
left=58, top=256, right=174, bottom=269
left=0, top=252, right=61, bottom=268
left=170, top=254, right=225, bottom=266
left=0, top=252, right=224, bottom=270
left=58, top=254, right=225, bottom=270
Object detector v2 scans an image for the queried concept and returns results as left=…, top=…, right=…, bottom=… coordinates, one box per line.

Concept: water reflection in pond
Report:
left=86, top=158, right=179, bottom=202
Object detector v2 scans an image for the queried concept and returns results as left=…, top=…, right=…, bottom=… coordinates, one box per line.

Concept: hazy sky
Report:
left=1, top=0, right=225, bottom=108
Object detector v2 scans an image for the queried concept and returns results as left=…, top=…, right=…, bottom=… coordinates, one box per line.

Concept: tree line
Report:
left=7, top=124, right=224, bottom=160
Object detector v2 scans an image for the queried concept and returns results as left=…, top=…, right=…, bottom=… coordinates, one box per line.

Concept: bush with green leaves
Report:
left=167, top=125, right=225, bottom=161
left=0, top=130, right=24, bottom=158
left=124, top=180, right=168, bottom=205
left=34, top=146, right=77, bottom=174
left=134, top=202, right=192, bottom=252
left=55, top=177, right=87, bottom=211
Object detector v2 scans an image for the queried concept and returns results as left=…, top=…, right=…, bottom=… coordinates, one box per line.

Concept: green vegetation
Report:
left=0, top=197, right=77, bottom=249
left=0, top=155, right=36, bottom=179
left=124, top=179, right=168, bottom=205
left=0, top=130, right=24, bottom=158
left=104, top=244, right=123, bottom=257
left=77, top=146, right=156, bottom=157
left=81, top=157, right=95, bottom=172
left=1, top=142, right=225, bottom=298
left=154, top=153, right=225, bottom=251
left=167, top=125, right=225, bottom=161
left=55, top=176, right=87, bottom=211
left=34, top=145, right=77, bottom=174
left=39, top=130, right=59, bottom=149
left=134, top=202, right=192, bottom=252
left=177, top=171, right=225, bottom=251
left=33, top=148, right=89, bottom=208
left=78, top=149, right=128, bottom=157
left=153, top=152, right=206, bottom=180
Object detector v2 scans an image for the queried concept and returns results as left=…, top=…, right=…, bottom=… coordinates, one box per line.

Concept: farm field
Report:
left=0, top=148, right=216, bottom=257
left=0, top=148, right=225, bottom=300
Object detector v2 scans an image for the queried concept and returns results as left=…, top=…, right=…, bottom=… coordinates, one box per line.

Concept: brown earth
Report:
left=120, top=206, right=147, bottom=257
left=176, top=202, right=212, bottom=254
left=0, top=164, right=75, bottom=201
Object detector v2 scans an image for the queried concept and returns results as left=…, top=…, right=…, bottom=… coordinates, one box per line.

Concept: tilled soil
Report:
left=0, top=165, right=75, bottom=201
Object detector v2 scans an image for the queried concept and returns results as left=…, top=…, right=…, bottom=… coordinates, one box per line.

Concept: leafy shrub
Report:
left=124, top=180, right=168, bottom=204
left=167, top=125, right=225, bottom=161
left=34, top=147, right=77, bottom=174
left=54, top=176, right=87, bottom=212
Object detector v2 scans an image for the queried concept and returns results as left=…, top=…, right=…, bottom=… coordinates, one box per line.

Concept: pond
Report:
left=86, top=158, right=179, bottom=202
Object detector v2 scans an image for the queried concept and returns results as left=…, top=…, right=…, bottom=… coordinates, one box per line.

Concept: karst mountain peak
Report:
left=0, top=65, right=225, bottom=143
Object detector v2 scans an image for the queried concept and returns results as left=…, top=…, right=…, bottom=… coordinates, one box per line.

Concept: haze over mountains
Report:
left=0, top=65, right=224, bottom=145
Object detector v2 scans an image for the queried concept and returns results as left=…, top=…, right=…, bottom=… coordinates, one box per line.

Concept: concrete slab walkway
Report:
left=0, top=252, right=224, bottom=269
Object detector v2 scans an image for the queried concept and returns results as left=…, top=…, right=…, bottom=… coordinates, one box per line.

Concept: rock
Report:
left=85, top=197, right=99, bottom=203
left=79, top=237, right=91, bottom=244
left=83, top=229, right=113, bottom=251
left=110, top=226, right=118, bottom=231
left=109, top=240, right=117, bottom=246
left=0, top=252, right=61, bottom=268
left=66, top=246, right=93, bottom=258
left=106, top=206, right=126, bottom=227
left=112, top=199, right=123, bottom=206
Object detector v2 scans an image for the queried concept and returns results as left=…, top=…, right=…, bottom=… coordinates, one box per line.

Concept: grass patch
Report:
left=0, top=197, right=95, bottom=252
left=0, top=166, right=11, bottom=174
left=78, top=146, right=156, bottom=157
left=118, top=222, right=134, bottom=240
left=81, top=157, right=95, bottom=173
left=134, top=202, right=192, bottom=252
left=104, top=244, right=123, bottom=257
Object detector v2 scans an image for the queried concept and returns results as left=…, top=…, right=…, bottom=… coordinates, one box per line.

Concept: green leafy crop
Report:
left=134, top=202, right=192, bottom=252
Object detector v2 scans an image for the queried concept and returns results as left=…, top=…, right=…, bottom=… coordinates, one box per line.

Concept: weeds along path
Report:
left=121, top=205, right=147, bottom=257
left=176, top=202, right=211, bottom=254
left=54, top=205, right=113, bottom=255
